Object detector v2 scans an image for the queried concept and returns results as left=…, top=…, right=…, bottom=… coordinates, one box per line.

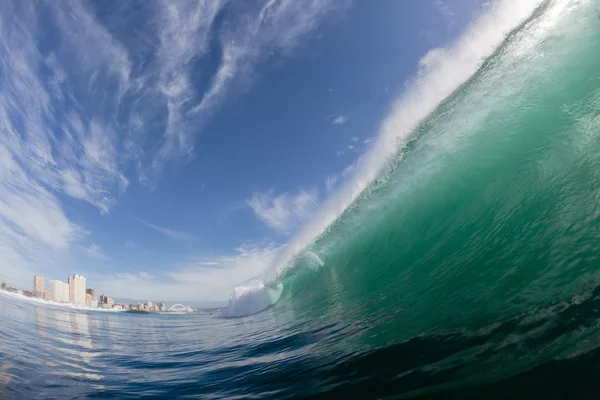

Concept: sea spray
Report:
left=220, top=282, right=284, bottom=318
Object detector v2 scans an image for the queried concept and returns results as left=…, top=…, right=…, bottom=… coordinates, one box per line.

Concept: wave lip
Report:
left=219, top=282, right=284, bottom=318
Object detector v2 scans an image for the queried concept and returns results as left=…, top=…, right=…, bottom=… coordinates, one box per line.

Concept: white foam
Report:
left=226, top=0, right=544, bottom=317
left=298, top=250, right=324, bottom=271
left=219, top=282, right=284, bottom=318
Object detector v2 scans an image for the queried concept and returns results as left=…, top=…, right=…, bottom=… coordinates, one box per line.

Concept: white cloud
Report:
left=149, top=0, right=344, bottom=174
left=95, top=244, right=284, bottom=302
left=247, top=189, right=319, bottom=234
left=0, top=0, right=344, bottom=295
left=195, top=261, right=221, bottom=267
left=86, top=243, right=109, bottom=260
left=434, top=1, right=455, bottom=19
left=0, top=0, right=131, bottom=286
left=351, top=136, right=359, bottom=142
left=342, top=161, right=357, bottom=178
left=333, top=115, right=348, bottom=125
left=136, top=218, right=197, bottom=241
left=196, top=0, right=340, bottom=113
left=324, top=160, right=358, bottom=196
left=325, top=175, right=338, bottom=192
left=149, top=0, right=225, bottom=171
left=0, top=155, right=82, bottom=287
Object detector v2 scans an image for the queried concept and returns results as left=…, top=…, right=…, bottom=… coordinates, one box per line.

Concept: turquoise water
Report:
left=3, top=0, right=600, bottom=398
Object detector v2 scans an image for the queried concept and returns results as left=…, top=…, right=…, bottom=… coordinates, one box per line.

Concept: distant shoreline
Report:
left=0, top=288, right=124, bottom=312
left=0, top=289, right=226, bottom=314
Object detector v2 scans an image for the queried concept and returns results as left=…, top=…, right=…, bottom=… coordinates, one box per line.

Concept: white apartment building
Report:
left=50, top=280, right=70, bottom=303
left=68, top=274, right=86, bottom=306
left=33, top=276, right=44, bottom=298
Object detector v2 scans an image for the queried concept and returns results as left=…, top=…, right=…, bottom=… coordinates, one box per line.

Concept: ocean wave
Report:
left=219, top=282, right=284, bottom=318
left=222, top=0, right=544, bottom=318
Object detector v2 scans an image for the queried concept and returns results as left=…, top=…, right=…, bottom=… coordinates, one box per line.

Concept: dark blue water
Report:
left=5, top=286, right=600, bottom=399
left=5, top=286, right=600, bottom=400
left=0, top=293, right=287, bottom=398
left=0, top=291, right=359, bottom=399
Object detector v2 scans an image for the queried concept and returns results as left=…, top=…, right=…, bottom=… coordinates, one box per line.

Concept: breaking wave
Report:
left=224, top=0, right=547, bottom=317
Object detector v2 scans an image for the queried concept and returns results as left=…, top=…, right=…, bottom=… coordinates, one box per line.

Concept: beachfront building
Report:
left=68, top=274, right=86, bottom=306
left=50, top=280, right=70, bottom=303
left=33, top=276, right=44, bottom=298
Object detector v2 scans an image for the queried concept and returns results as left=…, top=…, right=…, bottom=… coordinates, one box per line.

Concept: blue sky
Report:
left=0, top=0, right=491, bottom=303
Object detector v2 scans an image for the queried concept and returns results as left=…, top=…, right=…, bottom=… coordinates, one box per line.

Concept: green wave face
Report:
left=272, top=0, right=600, bottom=388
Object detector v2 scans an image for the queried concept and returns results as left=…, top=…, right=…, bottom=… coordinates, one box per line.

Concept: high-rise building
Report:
left=85, top=293, right=92, bottom=307
left=68, top=274, right=86, bottom=305
left=86, top=288, right=95, bottom=297
left=90, top=296, right=98, bottom=308
left=33, top=276, right=44, bottom=298
left=50, top=280, right=69, bottom=303
left=68, top=276, right=74, bottom=301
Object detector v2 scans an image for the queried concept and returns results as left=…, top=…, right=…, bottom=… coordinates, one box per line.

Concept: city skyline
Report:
left=22, top=274, right=167, bottom=312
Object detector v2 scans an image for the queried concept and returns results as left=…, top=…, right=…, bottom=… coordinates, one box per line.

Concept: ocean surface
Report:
left=3, top=0, right=600, bottom=398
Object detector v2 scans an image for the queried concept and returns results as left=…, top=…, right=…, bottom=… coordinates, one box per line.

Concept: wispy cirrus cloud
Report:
left=148, top=0, right=345, bottom=176
left=196, top=0, right=342, bottom=114
left=0, top=0, right=125, bottom=286
left=434, top=0, right=455, bottom=19
left=0, top=0, right=341, bottom=295
left=323, top=160, right=359, bottom=194
left=247, top=189, right=319, bottom=234
left=136, top=218, right=197, bottom=241
left=85, top=243, right=109, bottom=260
left=333, top=115, right=348, bottom=125
left=194, top=261, right=221, bottom=267
left=325, top=175, right=338, bottom=192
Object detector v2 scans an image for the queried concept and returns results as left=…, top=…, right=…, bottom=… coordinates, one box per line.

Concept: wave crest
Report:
left=219, top=282, right=284, bottom=318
